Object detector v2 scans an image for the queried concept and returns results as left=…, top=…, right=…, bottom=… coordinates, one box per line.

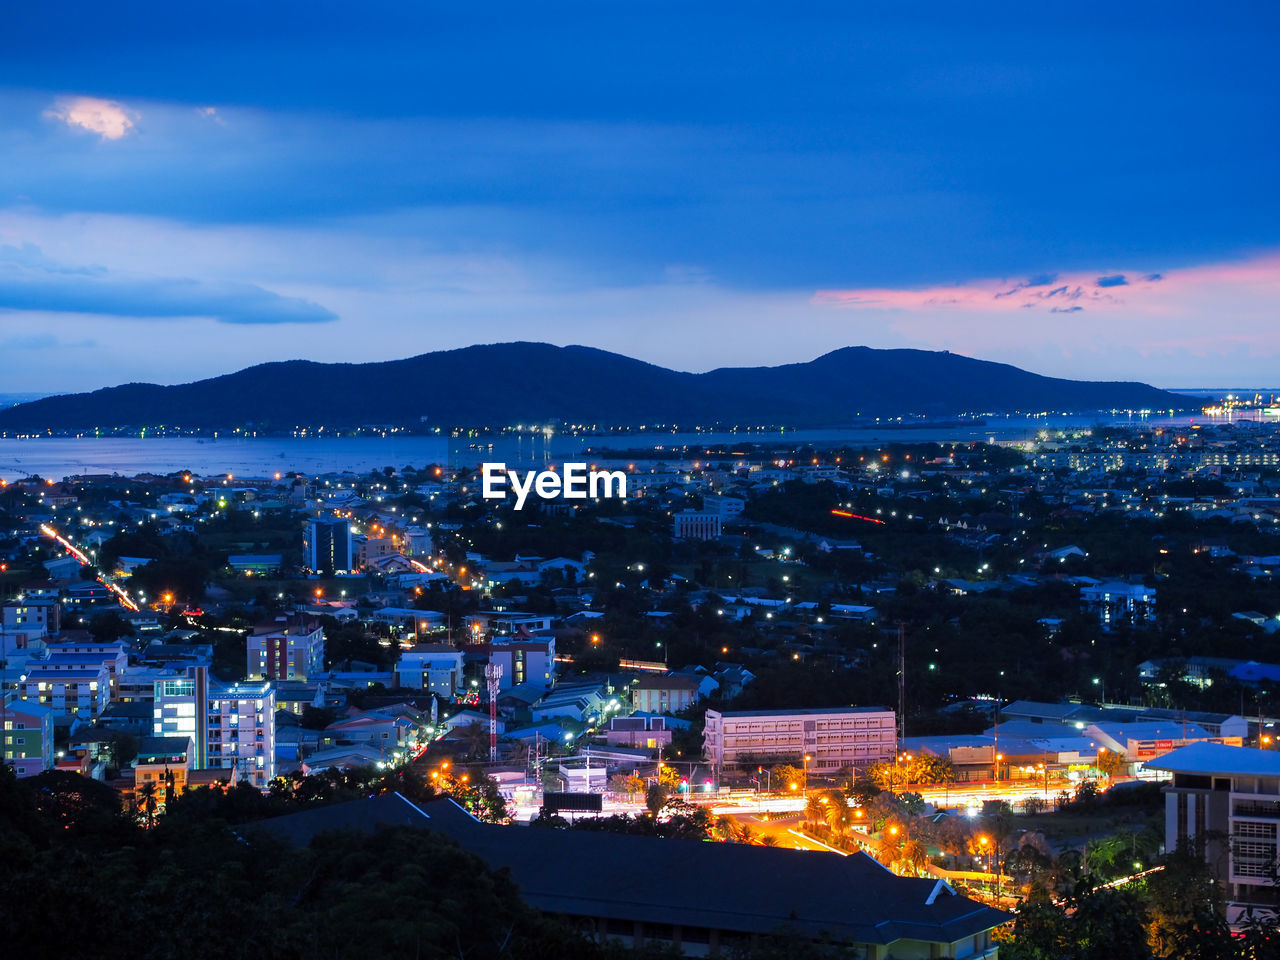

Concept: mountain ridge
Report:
left=0, top=342, right=1191, bottom=431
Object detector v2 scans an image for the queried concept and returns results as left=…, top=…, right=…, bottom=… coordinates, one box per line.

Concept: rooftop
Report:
left=1146, top=742, right=1280, bottom=777
left=248, top=794, right=1009, bottom=947
left=711, top=706, right=892, bottom=718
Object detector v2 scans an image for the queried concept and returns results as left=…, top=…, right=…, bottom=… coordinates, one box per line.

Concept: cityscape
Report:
left=4, top=4, right=1280, bottom=960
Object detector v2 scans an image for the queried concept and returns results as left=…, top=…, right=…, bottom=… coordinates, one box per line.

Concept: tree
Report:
left=819, top=789, right=849, bottom=835
left=137, top=781, right=158, bottom=828
left=1005, top=888, right=1070, bottom=960
left=902, top=837, right=931, bottom=877
left=1146, top=843, right=1232, bottom=960
left=1096, top=748, right=1128, bottom=778
left=805, top=792, right=826, bottom=828
left=88, top=611, right=135, bottom=643
left=645, top=783, right=669, bottom=818
left=608, top=774, right=645, bottom=797
left=1067, top=884, right=1151, bottom=960
left=773, top=763, right=804, bottom=794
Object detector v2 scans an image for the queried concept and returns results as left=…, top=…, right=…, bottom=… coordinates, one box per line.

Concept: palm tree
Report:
left=821, top=789, right=849, bottom=835
left=903, top=837, right=931, bottom=877
left=460, top=720, right=489, bottom=760
left=137, top=780, right=158, bottom=828
left=805, top=793, right=826, bottom=828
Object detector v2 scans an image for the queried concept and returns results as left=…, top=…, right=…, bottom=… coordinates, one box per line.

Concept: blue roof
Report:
left=1146, top=742, right=1280, bottom=777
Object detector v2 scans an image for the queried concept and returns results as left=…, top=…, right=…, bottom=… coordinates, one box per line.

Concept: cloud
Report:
left=1096, top=274, right=1128, bottom=287
left=0, top=333, right=97, bottom=351
left=44, top=96, right=137, bottom=140
left=0, top=245, right=336, bottom=325
left=1050, top=305, right=1084, bottom=313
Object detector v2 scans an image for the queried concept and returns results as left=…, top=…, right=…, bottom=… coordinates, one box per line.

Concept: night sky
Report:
left=1, top=2, right=1277, bottom=391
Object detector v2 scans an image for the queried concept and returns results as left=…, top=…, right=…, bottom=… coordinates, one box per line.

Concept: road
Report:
left=732, top=812, right=847, bottom=853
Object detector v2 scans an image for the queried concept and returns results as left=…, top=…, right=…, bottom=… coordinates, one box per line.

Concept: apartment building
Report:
left=247, top=614, right=325, bottom=681
left=1080, top=580, right=1157, bottom=630
left=2, top=694, right=54, bottom=776
left=1148, top=742, right=1280, bottom=924
left=396, top=644, right=464, bottom=697
left=486, top=638, right=557, bottom=693
left=703, top=706, right=897, bottom=774
left=205, top=680, right=276, bottom=790
left=21, top=663, right=110, bottom=719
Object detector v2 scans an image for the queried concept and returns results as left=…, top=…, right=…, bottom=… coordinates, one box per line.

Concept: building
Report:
left=131, top=736, right=202, bottom=813
left=1084, top=720, right=1242, bottom=768
left=703, top=706, right=897, bottom=775
left=673, top=510, right=721, bottom=541
left=1148, top=742, right=1280, bottom=924
left=247, top=614, right=325, bottom=681
left=703, top=495, right=745, bottom=518
left=41, top=641, right=129, bottom=697
left=152, top=666, right=210, bottom=766
left=2, top=599, right=60, bottom=646
left=602, top=714, right=676, bottom=751
left=21, top=663, right=110, bottom=719
left=2, top=694, right=54, bottom=776
left=1080, top=580, right=1157, bottom=629
left=396, top=644, right=464, bottom=697
left=206, top=680, right=276, bottom=789
left=227, top=554, right=283, bottom=576
left=304, top=516, right=353, bottom=574
left=631, top=673, right=702, bottom=715
left=253, top=793, right=1011, bottom=958
left=486, top=639, right=556, bottom=693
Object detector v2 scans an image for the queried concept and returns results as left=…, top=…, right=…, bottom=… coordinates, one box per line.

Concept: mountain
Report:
left=0, top=342, right=1190, bottom=431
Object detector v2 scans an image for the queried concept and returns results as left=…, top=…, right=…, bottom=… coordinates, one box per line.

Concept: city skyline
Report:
left=2, top=3, right=1278, bottom=392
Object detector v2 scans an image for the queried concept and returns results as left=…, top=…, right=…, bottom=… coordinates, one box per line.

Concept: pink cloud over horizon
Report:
left=810, top=252, right=1280, bottom=372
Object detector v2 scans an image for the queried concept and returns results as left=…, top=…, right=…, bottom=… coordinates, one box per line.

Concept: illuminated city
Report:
left=3, top=4, right=1280, bottom=959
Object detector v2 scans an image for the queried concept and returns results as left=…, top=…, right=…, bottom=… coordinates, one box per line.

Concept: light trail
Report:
left=830, top=509, right=886, bottom=524
left=39, top=523, right=140, bottom=612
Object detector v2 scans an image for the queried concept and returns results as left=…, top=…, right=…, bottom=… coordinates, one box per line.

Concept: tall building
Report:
left=153, top=665, right=209, bottom=766
left=206, top=680, right=276, bottom=789
left=304, top=516, right=353, bottom=574
left=247, top=615, right=325, bottom=681
left=152, top=668, right=276, bottom=789
left=1149, top=742, right=1280, bottom=924
left=703, top=706, right=897, bottom=775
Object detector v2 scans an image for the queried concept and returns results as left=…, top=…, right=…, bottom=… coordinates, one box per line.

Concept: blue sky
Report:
left=1, top=2, right=1277, bottom=392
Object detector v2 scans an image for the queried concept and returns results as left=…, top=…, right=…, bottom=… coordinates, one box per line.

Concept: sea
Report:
left=1, top=407, right=1272, bottom=482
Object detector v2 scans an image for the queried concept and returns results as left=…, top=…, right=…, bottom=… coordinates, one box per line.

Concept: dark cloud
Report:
left=0, top=248, right=336, bottom=325
left=1144, top=273, right=1164, bottom=282
left=1050, top=305, right=1084, bottom=313
left=1096, top=274, right=1128, bottom=287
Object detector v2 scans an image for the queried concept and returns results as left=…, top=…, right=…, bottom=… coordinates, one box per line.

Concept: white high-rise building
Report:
left=206, top=680, right=276, bottom=789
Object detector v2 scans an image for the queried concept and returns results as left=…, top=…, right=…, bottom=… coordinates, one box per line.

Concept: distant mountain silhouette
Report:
left=0, top=342, right=1190, bottom=431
